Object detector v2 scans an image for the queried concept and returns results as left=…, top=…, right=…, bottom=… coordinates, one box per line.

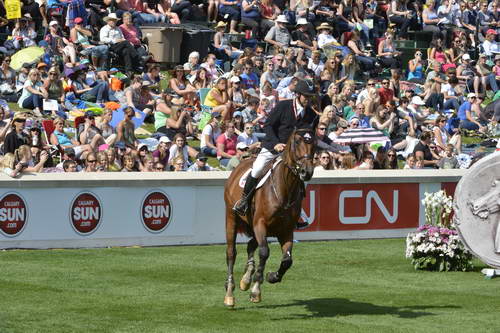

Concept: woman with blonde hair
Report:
left=260, top=59, right=278, bottom=90
left=363, top=87, right=380, bottom=117
left=18, top=68, right=46, bottom=117
left=320, top=105, right=338, bottom=134
left=96, top=151, right=109, bottom=172
left=1, top=153, right=23, bottom=177
left=15, top=144, right=48, bottom=173
left=340, top=54, right=359, bottom=80
left=340, top=152, right=356, bottom=169
left=422, top=0, right=442, bottom=35
left=171, top=155, right=186, bottom=171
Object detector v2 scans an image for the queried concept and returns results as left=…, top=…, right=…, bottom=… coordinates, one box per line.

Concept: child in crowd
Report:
left=438, top=144, right=459, bottom=169
left=415, top=156, right=425, bottom=169
left=404, top=153, right=416, bottom=169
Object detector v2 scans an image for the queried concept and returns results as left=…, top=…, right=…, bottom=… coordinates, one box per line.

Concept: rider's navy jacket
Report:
left=262, top=99, right=318, bottom=153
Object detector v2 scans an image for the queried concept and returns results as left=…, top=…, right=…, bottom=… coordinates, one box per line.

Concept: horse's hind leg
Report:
left=250, top=220, right=269, bottom=303
left=224, top=209, right=238, bottom=308
left=240, top=237, right=257, bottom=291
left=267, top=232, right=293, bottom=284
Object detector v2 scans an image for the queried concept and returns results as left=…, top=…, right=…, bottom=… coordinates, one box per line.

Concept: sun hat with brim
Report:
left=37, top=62, right=48, bottom=69
left=276, top=15, right=288, bottom=23
left=103, top=13, right=119, bottom=22
left=495, top=54, right=500, bottom=61
left=411, top=96, right=425, bottom=105
left=215, top=21, right=227, bottom=29
left=294, top=80, right=315, bottom=96
left=13, top=113, right=28, bottom=122
left=316, top=23, right=333, bottom=30
left=296, top=18, right=308, bottom=26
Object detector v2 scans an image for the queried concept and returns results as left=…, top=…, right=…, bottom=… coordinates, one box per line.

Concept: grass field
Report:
left=0, top=239, right=498, bottom=333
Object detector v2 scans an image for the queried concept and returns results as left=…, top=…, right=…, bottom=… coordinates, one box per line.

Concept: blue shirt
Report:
left=240, top=72, right=259, bottom=89
left=457, top=101, right=471, bottom=121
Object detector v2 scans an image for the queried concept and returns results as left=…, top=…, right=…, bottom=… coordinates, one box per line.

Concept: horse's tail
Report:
left=236, top=214, right=254, bottom=237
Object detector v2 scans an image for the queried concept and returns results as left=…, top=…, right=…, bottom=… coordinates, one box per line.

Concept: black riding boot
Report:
left=233, top=175, right=258, bottom=215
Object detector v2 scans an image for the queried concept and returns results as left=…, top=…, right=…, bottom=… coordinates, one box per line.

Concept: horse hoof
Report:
left=224, top=296, right=235, bottom=308
left=266, top=271, right=281, bottom=284
left=250, top=293, right=261, bottom=303
left=240, top=279, right=251, bottom=291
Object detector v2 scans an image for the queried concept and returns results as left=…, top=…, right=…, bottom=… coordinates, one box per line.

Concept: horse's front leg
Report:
left=240, top=237, right=257, bottom=291
left=267, top=232, right=293, bottom=284
left=224, top=210, right=238, bottom=307
left=250, top=220, right=269, bottom=303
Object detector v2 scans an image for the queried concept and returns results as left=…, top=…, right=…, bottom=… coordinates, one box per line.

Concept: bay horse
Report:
left=223, top=128, right=315, bottom=307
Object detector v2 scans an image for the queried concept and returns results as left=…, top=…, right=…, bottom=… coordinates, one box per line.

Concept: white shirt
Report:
left=100, top=24, right=125, bottom=44
left=356, top=89, right=369, bottom=105
left=317, top=33, right=337, bottom=49
left=307, top=59, right=325, bottom=77
left=294, top=98, right=304, bottom=119
left=200, top=123, right=221, bottom=148
left=278, top=87, right=295, bottom=100
left=440, top=83, right=456, bottom=100
left=482, top=40, right=499, bottom=56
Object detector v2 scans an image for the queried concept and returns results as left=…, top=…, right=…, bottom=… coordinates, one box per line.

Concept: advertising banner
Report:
left=300, top=183, right=420, bottom=232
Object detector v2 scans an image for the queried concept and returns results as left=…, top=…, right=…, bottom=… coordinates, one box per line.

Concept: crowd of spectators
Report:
left=0, top=0, right=498, bottom=176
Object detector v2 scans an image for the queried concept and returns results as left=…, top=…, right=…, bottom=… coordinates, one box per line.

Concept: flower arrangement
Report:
left=406, top=225, right=473, bottom=271
left=406, top=190, right=474, bottom=271
left=421, top=190, right=453, bottom=227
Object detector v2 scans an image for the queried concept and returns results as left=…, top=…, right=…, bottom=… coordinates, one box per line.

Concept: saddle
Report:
left=238, top=157, right=283, bottom=189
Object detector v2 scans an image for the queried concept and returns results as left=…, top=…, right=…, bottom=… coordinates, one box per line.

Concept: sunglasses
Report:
left=49, top=72, right=57, bottom=75
left=245, top=127, right=253, bottom=130
left=87, top=159, right=97, bottom=163
left=382, top=82, right=389, bottom=85
left=155, top=167, right=164, bottom=170
left=198, top=158, right=208, bottom=162
left=388, top=154, right=396, bottom=157
left=367, top=83, right=375, bottom=86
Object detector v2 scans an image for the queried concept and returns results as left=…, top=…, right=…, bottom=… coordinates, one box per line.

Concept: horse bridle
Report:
left=287, top=129, right=315, bottom=177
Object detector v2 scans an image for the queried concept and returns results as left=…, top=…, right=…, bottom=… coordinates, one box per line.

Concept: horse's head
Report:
left=469, top=179, right=500, bottom=219
left=284, top=128, right=316, bottom=182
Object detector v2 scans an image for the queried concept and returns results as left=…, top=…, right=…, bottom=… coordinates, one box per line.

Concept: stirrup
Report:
left=233, top=198, right=248, bottom=216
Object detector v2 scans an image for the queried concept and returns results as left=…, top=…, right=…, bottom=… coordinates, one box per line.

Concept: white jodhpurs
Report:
left=250, top=148, right=278, bottom=178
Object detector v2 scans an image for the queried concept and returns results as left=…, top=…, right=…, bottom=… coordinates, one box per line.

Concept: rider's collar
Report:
left=294, top=98, right=304, bottom=119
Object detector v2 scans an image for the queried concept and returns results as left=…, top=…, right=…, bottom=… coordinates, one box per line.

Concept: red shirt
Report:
left=216, top=133, right=238, bottom=158
left=378, top=87, right=394, bottom=105
left=119, top=24, right=141, bottom=46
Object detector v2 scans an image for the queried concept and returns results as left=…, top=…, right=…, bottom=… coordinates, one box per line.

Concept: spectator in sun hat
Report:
left=292, top=18, right=317, bottom=57
left=187, top=152, right=218, bottom=171
left=264, top=15, right=292, bottom=52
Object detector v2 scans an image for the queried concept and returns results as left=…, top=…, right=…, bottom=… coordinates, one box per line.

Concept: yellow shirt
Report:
left=204, top=88, right=221, bottom=107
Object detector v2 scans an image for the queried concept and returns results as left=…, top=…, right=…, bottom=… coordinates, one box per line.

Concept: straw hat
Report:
left=103, top=13, right=119, bottom=22
left=316, top=23, right=333, bottom=31
left=215, top=21, right=227, bottom=29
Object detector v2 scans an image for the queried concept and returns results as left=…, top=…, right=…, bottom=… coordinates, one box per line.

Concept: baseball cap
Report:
left=84, top=110, right=95, bottom=118
left=115, top=142, right=126, bottom=149
left=236, top=142, right=249, bottom=150
left=37, top=62, right=48, bottom=69
left=64, top=147, right=76, bottom=156
left=212, top=111, right=222, bottom=118
left=467, top=93, right=476, bottom=98
left=338, top=120, right=348, bottom=128
left=138, top=143, right=148, bottom=151
left=74, top=17, right=83, bottom=24
left=462, top=54, right=471, bottom=61
left=486, top=29, right=497, bottom=35
left=230, top=76, right=240, bottom=83
left=196, top=152, right=207, bottom=161
left=49, top=20, right=58, bottom=26
left=159, top=136, right=171, bottom=144
left=233, top=111, right=242, bottom=118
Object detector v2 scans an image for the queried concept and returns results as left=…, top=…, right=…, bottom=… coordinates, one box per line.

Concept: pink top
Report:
left=119, top=24, right=141, bottom=46
left=129, top=0, right=144, bottom=12
left=434, top=50, right=447, bottom=64
left=493, top=65, right=500, bottom=76
left=216, top=133, right=238, bottom=158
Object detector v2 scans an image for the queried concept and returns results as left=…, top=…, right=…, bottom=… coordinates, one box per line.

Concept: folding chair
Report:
left=74, top=116, right=85, bottom=142
left=41, top=119, right=55, bottom=145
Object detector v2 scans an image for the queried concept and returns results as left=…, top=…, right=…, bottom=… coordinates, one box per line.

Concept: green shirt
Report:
left=154, top=111, right=170, bottom=131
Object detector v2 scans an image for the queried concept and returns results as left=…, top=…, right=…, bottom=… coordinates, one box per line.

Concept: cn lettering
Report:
left=144, top=205, right=169, bottom=219
left=339, top=190, right=398, bottom=224
left=300, top=190, right=316, bottom=225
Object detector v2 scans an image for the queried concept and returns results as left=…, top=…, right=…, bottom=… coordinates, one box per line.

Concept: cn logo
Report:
left=70, top=192, right=103, bottom=235
left=141, top=191, right=172, bottom=233
left=0, top=193, right=28, bottom=237
left=339, top=190, right=398, bottom=224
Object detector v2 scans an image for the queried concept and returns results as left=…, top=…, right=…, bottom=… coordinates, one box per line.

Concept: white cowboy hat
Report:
left=316, top=23, right=333, bottom=30
left=276, top=15, right=288, bottom=23
left=103, top=13, right=119, bottom=22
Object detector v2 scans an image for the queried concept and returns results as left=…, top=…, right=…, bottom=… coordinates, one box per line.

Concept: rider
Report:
left=233, top=79, right=319, bottom=229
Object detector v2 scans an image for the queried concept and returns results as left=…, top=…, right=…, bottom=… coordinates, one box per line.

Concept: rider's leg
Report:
left=233, top=148, right=275, bottom=215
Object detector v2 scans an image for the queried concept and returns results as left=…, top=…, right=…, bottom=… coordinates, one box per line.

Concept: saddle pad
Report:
left=238, top=158, right=283, bottom=189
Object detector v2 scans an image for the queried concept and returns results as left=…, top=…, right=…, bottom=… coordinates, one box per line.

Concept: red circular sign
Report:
left=70, top=193, right=102, bottom=234
left=141, top=191, right=172, bottom=232
left=0, top=193, right=27, bottom=236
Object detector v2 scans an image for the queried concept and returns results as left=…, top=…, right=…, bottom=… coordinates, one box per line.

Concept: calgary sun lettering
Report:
left=141, top=191, right=172, bottom=232
left=0, top=193, right=28, bottom=236
left=70, top=193, right=102, bottom=234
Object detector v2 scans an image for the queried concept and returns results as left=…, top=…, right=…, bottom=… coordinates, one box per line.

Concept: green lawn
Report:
left=0, top=239, right=497, bottom=333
